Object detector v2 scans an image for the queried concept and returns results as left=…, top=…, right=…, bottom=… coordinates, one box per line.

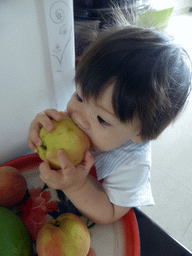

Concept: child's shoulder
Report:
left=93, top=140, right=151, bottom=180
left=119, top=139, right=151, bottom=154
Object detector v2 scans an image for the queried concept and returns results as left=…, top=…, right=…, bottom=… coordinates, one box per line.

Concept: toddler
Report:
left=28, top=7, right=191, bottom=225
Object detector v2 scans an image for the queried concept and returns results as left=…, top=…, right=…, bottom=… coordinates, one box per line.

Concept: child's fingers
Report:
left=35, top=109, right=62, bottom=132
left=39, top=161, right=61, bottom=187
left=27, top=129, right=41, bottom=152
left=28, top=120, right=42, bottom=149
left=57, top=150, right=74, bottom=170
left=44, top=109, right=63, bottom=121
left=57, top=150, right=94, bottom=173
left=28, top=109, right=64, bottom=150
left=27, top=139, right=38, bottom=153
left=84, top=151, right=95, bottom=173
left=39, top=150, right=94, bottom=191
left=57, top=150, right=94, bottom=174
left=59, top=111, right=69, bottom=117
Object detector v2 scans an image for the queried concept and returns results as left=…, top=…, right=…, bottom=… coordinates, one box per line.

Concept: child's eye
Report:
left=75, top=92, right=83, bottom=102
left=97, top=116, right=110, bottom=127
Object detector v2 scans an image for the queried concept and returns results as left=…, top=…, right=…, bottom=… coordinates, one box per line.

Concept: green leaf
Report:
left=137, top=7, right=174, bottom=31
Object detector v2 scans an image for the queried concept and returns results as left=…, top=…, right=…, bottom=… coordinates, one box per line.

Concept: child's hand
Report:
left=39, top=150, right=95, bottom=192
left=28, top=109, right=65, bottom=152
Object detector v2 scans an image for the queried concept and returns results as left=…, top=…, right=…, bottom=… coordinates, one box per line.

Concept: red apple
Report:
left=36, top=213, right=91, bottom=256
left=0, top=166, right=27, bottom=207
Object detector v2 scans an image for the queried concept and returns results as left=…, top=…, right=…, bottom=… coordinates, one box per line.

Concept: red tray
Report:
left=1, top=153, right=140, bottom=256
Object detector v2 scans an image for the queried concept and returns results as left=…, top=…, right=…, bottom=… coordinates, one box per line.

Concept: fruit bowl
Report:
left=0, top=153, right=140, bottom=256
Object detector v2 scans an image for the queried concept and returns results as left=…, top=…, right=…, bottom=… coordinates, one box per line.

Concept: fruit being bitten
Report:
left=0, top=166, right=27, bottom=207
left=37, top=116, right=90, bottom=169
left=36, top=213, right=91, bottom=256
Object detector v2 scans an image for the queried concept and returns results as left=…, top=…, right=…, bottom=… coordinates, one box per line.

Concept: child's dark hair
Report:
left=75, top=15, right=191, bottom=141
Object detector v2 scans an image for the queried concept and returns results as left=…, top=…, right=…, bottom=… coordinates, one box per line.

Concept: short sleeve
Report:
left=102, top=154, right=155, bottom=208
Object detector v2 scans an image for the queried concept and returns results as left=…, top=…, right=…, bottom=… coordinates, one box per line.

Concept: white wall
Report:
left=0, top=0, right=75, bottom=164
left=149, top=0, right=192, bottom=14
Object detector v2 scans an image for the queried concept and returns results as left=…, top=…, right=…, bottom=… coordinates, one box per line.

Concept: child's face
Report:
left=67, top=84, right=142, bottom=152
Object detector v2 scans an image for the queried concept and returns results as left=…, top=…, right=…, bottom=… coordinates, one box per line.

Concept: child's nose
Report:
left=71, top=112, right=90, bottom=132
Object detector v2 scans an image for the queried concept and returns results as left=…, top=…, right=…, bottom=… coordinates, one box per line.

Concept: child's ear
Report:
left=131, top=133, right=142, bottom=143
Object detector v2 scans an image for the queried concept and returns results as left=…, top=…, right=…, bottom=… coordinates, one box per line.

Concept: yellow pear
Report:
left=37, top=116, right=90, bottom=169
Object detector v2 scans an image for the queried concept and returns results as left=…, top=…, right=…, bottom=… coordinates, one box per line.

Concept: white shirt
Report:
left=91, top=140, right=154, bottom=208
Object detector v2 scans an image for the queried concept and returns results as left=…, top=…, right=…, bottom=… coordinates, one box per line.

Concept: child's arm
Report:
left=39, top=150, right=130, bottom=225
left=28, top=109, right=130, bottom=224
